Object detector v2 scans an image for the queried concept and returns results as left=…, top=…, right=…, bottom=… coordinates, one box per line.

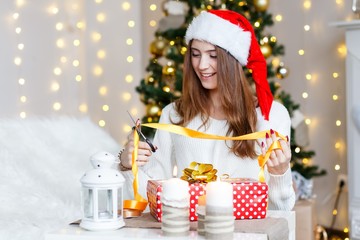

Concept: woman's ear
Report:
left=253, top=96, right=259, bottom=107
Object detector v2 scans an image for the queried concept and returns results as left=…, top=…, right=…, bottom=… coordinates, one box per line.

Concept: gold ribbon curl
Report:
left=180, top=161, right=218, bottom=183
left=123, top=130, right=148, bottom=218
left=142, top=123, right=287, bottom=183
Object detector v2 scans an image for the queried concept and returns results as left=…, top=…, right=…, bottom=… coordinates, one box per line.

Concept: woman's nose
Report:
left=198, top=56, right=210, bottom=70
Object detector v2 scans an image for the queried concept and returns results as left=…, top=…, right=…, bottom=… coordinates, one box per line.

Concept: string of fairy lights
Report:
left=330, top=1, right=347, bottom=178
left=299, top=0, right=311, bottom=170
left=92, top=0, right=109, bottom=128
left=12, top=0, right=26, bottom=119
left=121, top=1, right=140, bottom=134
left=331, top=0, right=348, bottom=235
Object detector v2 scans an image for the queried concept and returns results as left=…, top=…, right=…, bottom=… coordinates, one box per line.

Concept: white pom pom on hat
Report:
left=185, top=9, right=273, bottom=121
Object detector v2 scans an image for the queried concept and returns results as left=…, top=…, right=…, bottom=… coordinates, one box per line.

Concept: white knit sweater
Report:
left=122, top=101, right=295, bottom=211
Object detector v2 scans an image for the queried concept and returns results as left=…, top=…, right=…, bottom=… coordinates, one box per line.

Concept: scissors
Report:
left=127, top=111, right=157, bottom=153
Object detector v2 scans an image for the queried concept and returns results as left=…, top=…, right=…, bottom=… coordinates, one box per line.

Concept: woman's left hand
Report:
left=261, top=129, right=291, bottom=175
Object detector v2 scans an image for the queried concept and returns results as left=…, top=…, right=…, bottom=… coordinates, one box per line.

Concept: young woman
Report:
left=119, top=9, right=295, bottom=211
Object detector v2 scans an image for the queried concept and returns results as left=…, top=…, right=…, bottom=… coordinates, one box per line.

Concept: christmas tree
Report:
left=136, top=0, right=326, bottom=180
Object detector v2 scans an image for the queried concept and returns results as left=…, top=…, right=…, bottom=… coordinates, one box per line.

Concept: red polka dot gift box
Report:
left=146, top=178, right=268, bottom=222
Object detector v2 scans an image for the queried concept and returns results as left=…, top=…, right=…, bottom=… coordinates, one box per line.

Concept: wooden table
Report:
left=45, top=210, right=295, bottom=240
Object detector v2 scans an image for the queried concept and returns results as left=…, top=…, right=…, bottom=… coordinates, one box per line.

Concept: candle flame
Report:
left=173, top=165, right=178, bottom=177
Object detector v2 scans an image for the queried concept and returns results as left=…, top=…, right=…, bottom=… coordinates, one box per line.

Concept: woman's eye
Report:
left=191, top=52, right=200, bottom=57
left=210, top=55, right=217, bottom=59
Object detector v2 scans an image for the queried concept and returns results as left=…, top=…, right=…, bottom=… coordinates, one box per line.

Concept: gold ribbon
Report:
left=123, top=130, right=148, bottom=217
left=180, top=161, right=218, bottom=183
left=257, top=140, right=282, bottom=182
left=142, top=123, right=286, bottom=183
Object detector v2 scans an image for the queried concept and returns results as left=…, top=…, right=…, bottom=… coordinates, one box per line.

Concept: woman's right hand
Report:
left=119, top=130, right=154, bottom=170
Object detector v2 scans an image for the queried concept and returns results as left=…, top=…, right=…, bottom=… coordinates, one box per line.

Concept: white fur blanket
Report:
left=0, top=117, right=120, bottom=240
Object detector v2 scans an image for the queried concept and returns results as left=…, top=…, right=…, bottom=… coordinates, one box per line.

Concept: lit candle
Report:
left=161, top=178, right=190, bottom=236
left=161, top=178, right=188, bottom=207
left=172, top=165, right=178, bottom=177
left=205, top=180, right=233, bottom=208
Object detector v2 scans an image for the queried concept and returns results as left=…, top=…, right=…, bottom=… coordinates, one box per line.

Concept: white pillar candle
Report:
left=161, top=178, right=189, bottom=208
left=205, top=180, right=233, bottom=208
left=205, top=180, right=234, bottom=239
left=161, top=178, right=190, bottom=237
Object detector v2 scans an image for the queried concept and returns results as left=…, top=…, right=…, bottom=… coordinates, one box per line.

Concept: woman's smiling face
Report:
left=190, top=40, right=218, bottom=91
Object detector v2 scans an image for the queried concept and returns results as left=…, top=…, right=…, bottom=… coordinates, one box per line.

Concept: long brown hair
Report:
left=173, top=41, right=258, bottom=158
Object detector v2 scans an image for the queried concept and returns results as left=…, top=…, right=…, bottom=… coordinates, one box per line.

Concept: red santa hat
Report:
left=185, top=9, right=273, bottom=120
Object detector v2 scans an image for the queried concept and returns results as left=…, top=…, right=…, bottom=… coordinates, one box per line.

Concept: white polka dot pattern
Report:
left=231, top=182, right=268, bottom=220
left=147, top=180, right=268, bottom=222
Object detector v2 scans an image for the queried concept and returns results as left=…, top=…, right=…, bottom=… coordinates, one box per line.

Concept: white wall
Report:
left=0, top=0, right=355, bottom=232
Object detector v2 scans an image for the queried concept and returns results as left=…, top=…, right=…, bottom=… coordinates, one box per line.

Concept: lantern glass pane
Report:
left=98, top=189, right=113, bottom=219
left=82, top=188, right=93, bottom=218
left=117, top=188, right=123, bottom=217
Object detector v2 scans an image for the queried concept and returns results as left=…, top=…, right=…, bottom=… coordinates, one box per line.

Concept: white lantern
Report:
left=80, top=151, right=125, bottom=231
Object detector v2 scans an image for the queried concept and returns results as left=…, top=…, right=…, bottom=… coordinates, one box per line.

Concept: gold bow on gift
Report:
left=180, top=161, right=218, bottom=183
